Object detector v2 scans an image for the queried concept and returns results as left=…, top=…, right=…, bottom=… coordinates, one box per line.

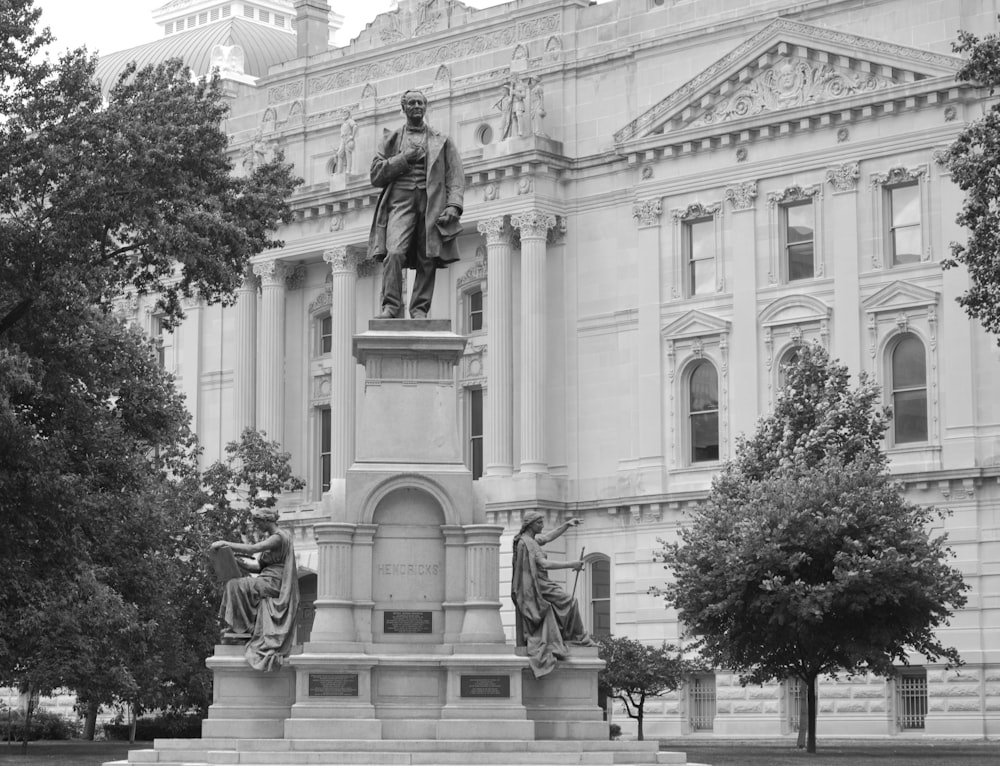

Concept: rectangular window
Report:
left=898, top=670, right=927, bottom=730
left=320, top=315, right=333, bottom=355
left=259, top=10, right=269, bottom=23
left=198, top=11, right=208, bottom=24
left=210, top=8, right=220, bottom=21
left=320, top=408, right=332, bottom=494
left=468, top=288, right=484, bottom=332
left=684, top=218, right=716, bottom=296
left=689, top=674, right=717, bottom=731
left=468, top=388, right=483, bottom=480
left=244, top=5, right=255, bottom=18
left=889, top=183, right=921, bottom=265
left=784, top=202, right=814, bottom=281
left=273, top=13, right=285, bottom=27
left=164, top=21, right=173, bottom=34
left=222, top=5, right=231, bottom=17
left=187, top=15, right=196, bottom=29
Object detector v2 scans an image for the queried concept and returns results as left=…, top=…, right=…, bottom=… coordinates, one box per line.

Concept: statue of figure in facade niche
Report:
left=211, top=507, right=299, bottom=672
left=497, top=76, right=528, bottom=140
left=511, top=512, right=597, bottom=679
left=335, top=108, right=357, bottom=175
left=241, top=129, right=269, bottom=172
left=528, top=76, right=547, bottom=137
left=368, top=89, right=464, bottom=319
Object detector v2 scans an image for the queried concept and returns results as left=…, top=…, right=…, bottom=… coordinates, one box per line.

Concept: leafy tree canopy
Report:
left=0, top=0, right=299, bottom=718
left=944, top=19, right=1000, bottom=339
left=657, top=345, right=968, bottom=751
left=597, top=635, right=701, bottom=741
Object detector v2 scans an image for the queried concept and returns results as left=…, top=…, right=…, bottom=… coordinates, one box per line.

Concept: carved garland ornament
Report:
left=826, top=161, right=860, bottom=193
left=632, top=198, right=663, bottom=227
left=725, top=181, right=757, bottom=211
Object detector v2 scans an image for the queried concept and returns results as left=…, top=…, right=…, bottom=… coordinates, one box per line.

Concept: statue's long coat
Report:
left=368, top=124, right=465, bottom=268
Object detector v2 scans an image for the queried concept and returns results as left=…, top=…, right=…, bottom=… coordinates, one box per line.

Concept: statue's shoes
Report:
left=570, top=637, right=598, bottom=647
left=410, top=310, right=427, bottom=319
left=377, top=309, right=402, bottom=319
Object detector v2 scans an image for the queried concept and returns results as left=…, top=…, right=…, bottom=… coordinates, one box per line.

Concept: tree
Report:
left=0, top=0, right=299, bottom=735
left=944, top=20, right=1000, bottom=339
left=597, top=636, right=698, bottom=741
left=656, top=345, right=968, bottom=753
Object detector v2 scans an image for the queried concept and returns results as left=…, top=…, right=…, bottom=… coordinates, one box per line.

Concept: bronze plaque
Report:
left=460, top=675, right=511, bottom=698
left=308, top=673, right=359, bottom=697
left=383, top=610, right=433, bottom=634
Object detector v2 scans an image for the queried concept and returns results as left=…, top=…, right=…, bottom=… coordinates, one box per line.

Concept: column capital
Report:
left=511, top=210, right=556, bottom=240
left=323, top=246, right=370, bottom=275
left=477, top=216, right=511, bottom=245
left=724, top=180, right=758, bottom=212
left=252, top=259, right=289, bottom=286
left=632, top=197, right=663, bottom=227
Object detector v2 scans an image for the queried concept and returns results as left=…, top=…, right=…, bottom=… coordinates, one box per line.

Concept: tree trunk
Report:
left=82, top=700, right=99, bottom=740
left=19, top=684, right=34, bottom=755
left=796, top=688, right=807, bottom=749
left=637, top=706, right=643, bottom=741
left=128, top=703, right=137, bottom=744
left=806, top=674, right=818, bottom=753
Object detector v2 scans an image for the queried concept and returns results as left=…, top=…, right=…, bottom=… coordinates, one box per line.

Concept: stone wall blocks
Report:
left=869, top=702, right=886, bottom=713
left=836, top=702, right=868, bottom=713
left=717, top=689, right=748, bottom=700
left=748, top=687, right=779, bottom=699
left=929, top=701, right=946, bottom=712
left=823, top=688, right=852, bottom=699
left=933, top=686, right=981, bottom=697
left=763, top=702, right=779, bottom=714
left=948, top=700, right=983, bottom=712
left=819, top=702, right=835, bottom=713
left=852, top=688, right=886, bottom=699
left=733, top=702, right=764, bottom=714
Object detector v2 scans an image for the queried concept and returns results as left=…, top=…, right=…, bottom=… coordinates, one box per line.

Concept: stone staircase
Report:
left=103, top=737, right=702, bottom=766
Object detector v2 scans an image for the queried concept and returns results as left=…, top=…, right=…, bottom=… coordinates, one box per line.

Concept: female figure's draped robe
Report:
left=511, top=534, right=589, bottom=678
left=219, top=527, right=299, bottom=672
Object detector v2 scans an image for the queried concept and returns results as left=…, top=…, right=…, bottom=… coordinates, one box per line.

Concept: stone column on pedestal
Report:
left=233, top=271, right=258, bottom=433
left=477, top=216, right=514, bottom=477
left=253, top=260, right=288, bottom=443
left=459, top=525, right=506, bottom=643
left=511, top=210, right=556, bottom=475
left=308, top=522, right=357, bottom=644
left=323, top=246, right=359, bottom=515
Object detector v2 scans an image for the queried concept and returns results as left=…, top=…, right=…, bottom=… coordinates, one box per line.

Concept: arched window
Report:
left=777, top=345, right=802, bottom=391
left=589, top=556, right=611, bottom=638
left=318, top=313, right=332, bottom=355
left=688, top=361, right=719, bottom=463
left=890, top=334, right=927, bottom=444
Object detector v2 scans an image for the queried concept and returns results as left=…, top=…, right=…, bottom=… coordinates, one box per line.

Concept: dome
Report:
left=95, top=18, right=299, bottom=95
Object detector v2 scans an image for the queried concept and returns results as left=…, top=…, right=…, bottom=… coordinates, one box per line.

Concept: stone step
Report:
left=153, top=740, right=664, bottom=753
left=103, top=745, right=691, bottom=766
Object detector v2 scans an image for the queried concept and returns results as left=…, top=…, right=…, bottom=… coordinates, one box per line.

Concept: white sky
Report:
left=35, top=1, right=513, bottom=57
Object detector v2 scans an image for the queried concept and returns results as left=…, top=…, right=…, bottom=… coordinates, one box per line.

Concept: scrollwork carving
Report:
left=632, top=198, right=663, bottom=227
left=511, top=210, right=556, bottom=239
left=826, top=161, right=860, bottom=193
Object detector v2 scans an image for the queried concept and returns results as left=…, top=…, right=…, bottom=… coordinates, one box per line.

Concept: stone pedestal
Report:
left=106, top=321, right=682, bottom=765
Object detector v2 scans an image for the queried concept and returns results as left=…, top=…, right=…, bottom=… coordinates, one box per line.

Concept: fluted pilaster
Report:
left=323, top=247, right=359, bottom=482
left=460, top=525, right=506, bottom=642
left=511, top=210, right=556, bottom=474
left=233, top=273, right=258, bottom=433
left=253, top=260, right=287, bottom=443
left=477, top=216, right=514, bottom=477
left=309, top=522, right=357, bottom=642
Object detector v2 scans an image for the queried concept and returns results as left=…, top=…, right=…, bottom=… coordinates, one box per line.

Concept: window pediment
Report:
left=614, top=18, right=963, bottom=147
left=759, top=294, right=831, bottom=328
left=863, top=281, right=938, bottom=314
left=662, top=310, right=731, bottom=341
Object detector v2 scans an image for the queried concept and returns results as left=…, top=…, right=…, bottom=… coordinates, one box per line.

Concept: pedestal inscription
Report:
left=384, top=610, right=433, bottom=634
left=460, top=675, right=511, bottom=698
left=308, top=673, right=360, bottom=697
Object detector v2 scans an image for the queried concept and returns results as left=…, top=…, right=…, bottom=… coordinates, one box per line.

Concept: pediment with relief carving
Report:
left=862, top=280, right=938, bottom=314
left=355, top=0, right=475, bottom=46
left=615, top=18, right=963, bottom=146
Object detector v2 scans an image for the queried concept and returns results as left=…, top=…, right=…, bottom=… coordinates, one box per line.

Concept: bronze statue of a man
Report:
left=368, top=89, right=465, bottom=319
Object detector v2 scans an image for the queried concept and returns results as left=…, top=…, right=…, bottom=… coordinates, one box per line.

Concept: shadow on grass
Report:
left=0, top=740, right=152, bottom=766
left=660, top=739, right=1000, bottom=766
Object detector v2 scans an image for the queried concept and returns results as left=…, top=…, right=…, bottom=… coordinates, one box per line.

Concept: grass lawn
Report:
left=0, top=740, right=150, bottom=766
left=661, top=738, right=1000, bottom=766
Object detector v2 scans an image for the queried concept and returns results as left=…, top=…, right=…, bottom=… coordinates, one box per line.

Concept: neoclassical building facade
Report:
left=114, top=0, right=1000, bottom=739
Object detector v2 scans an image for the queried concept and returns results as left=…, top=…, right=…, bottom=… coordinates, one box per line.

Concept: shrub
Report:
left=0, top=708, right=81, bottom=741
left=103, top=711, right=202, bottom=740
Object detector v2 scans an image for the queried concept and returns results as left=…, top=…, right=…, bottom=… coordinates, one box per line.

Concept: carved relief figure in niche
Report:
left=211, top=508, right=299, bottom=672
left=368, top=89, right=465, bottom=319
left=334, top=108, right=357, bottom=175
left=511, top=512, right=596, bottom=679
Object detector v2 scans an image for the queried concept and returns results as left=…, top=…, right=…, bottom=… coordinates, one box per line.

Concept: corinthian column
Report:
left=233, top=271, right=258, bottom=433
left=253, top=260, right=287, bottom=443
left=323, top=247, right=358, bottom=489
left=477, top=216, right=513, bottom=477
left=511, top=210, right=556, bottom=474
